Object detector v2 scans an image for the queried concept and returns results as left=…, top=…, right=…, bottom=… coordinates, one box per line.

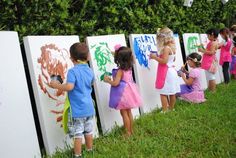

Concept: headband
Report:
left=187, top=56, right=198, bottom=63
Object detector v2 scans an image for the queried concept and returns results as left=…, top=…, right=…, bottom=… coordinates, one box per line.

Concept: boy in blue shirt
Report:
left=49, top=42, right=95, bottom=158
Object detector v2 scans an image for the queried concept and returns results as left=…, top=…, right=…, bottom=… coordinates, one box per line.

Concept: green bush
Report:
left=0, top=0, right=235, bottom=42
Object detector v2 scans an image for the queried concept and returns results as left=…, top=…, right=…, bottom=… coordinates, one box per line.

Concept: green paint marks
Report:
left=187, top=36, right=198, bottom=55
left=90, top=42, right=113, bottom=81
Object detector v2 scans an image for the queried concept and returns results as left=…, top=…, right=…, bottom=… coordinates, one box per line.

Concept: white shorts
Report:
left=205, top=70, right=216, bottom=81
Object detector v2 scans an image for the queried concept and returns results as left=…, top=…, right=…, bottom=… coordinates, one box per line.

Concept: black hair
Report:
left=233, top=36, right=236, bottom=47
left=220, top=27, right=230, bottom=41
left=69, top=42, right=89, bottom=61
left=206, top=28, right=219, bottom=39
left=114, top=46, right=133, bottom=70
left=187, top=52, right=202, bottom=67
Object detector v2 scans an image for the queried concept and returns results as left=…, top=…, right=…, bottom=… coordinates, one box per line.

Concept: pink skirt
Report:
left=116, top=83, right=142, bottom=110
left=180, top=91, right=206, bottom=103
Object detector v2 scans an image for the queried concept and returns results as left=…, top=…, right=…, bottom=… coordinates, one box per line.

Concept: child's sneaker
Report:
left=160, top=110, right=167, bottom=114
left=74, top=154, right=82, bottom=158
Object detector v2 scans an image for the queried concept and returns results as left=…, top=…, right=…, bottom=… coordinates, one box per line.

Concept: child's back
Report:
left=67, top=63, right=95, bottom=117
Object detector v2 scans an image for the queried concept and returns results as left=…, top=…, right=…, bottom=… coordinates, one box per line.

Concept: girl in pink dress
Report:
left=198, top=28, right=219, bottom=92
left=219, top=28, right=232, bottom=84
left=230, top=37, right=236, bottom=79
left=104, top=46, right=142, bottom=137
left=178, top=53, right=206, bottom=103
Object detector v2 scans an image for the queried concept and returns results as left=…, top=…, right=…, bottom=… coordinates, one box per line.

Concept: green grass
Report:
left=48, top=80, right=236, bottom=158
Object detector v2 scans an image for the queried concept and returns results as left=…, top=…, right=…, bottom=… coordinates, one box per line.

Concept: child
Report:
left=230, top=25, right=236, bottom=39
left=178, top=53, right=206, bottom=103
left=218, top=27, right=232, bottom=84
left=198, top=28, right=219, bottom=92
left=103, top=46, right=142, bottom=137
left=49, top=42, right=95, bottom=158
left=230, top=36, right=236, bottom=79
left=150, top=27, right=180, bottom=113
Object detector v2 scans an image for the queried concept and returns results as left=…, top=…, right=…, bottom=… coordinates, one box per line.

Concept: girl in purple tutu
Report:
left=178, top=52, right=206, bottom=103
left=231, top=36, right=236, bottom=79
left=103, top=46, right=142, bottom=137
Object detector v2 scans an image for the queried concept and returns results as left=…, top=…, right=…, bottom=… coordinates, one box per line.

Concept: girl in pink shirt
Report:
left=178, top=53, right=206, bottom=103
left=198, top=28, right=218, bottom=92
left=219, top=28, right=232, bottom=84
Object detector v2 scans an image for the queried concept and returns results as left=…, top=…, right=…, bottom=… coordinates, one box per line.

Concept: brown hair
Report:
left=187, top=52, right=202, bottom=67
left=69, top=42, right=89, bottom=61
left=114, top=46, right=133, bottom=70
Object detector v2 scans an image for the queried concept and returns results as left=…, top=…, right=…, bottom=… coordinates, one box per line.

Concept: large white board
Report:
left=183, top=33, right=208, bottom=90
left=129, top=34, right=160, bottom=113
left=23, top=36, right=98, bottom=154
left=86, top=34, right=140, bottom=134
left=129, top=34, right=184, bottom=113
left=0, top=31, right=41, bottom=158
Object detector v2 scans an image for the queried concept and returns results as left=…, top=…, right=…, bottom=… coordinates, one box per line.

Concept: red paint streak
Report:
left=37, top=43, right=72, bottom=124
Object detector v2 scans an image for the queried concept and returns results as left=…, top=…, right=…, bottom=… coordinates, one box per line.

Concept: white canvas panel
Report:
left=23, top=36, right=99, bottom=154
left=129, top=34, right=184, bottom=113
left=183, top=33, right=208, bottom=90
left=86, top=34, right=140, bottom=134
left=129, top=34, right=161, bottom=113
left=0, top=31, right=41, bottom=158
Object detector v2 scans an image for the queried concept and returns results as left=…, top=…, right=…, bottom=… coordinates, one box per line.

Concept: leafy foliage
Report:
left=0, top=0, right=235, bottom=42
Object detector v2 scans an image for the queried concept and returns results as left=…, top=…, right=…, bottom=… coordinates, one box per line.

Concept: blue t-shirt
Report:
left=67, top=64, right=95, bottom=118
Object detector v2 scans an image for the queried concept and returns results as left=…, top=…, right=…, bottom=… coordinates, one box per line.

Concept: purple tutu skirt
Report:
left=230, top=55, right=236, bottom=75
left=176, top=84, right=194, bottom=96
left=109, top=69, right=126, bottom=109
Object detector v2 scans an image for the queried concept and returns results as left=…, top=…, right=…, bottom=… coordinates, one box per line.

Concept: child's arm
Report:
left=198, top=41, right=218, bottom=55
left=104, top=69, right=123, bottom=86
left=181, top=73, right=194, bottom=85
left=231, top=48, right=236, bottom=55
left=49, top=80, right=74, bottom=91
left=150, top=47, right=169, bottom=64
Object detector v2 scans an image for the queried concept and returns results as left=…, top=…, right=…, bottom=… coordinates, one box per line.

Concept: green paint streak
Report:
left=187, top=36, right=198, bottom=55
left=91, top=42, right=113, bottom=80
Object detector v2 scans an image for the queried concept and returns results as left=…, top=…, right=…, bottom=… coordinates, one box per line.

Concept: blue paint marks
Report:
left=133, top=35, right=157, bottom=69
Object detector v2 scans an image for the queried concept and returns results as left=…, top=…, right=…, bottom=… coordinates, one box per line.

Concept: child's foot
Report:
left=123, top=132, right=132, bottom=138
left=160, top=110, right=167, bottom=114
left=74, top=154, right=82, bottom=158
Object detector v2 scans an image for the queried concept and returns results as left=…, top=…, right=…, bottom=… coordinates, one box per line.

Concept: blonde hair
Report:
left=156, top=27, right=176, bottom=54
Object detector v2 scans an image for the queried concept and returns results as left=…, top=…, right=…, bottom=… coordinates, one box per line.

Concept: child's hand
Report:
left=149, top=53, right=158, bottom=60
left=198, top=47, right=205, bottom=53
left=103, top=75, right=111, bottom=83
left=48, top=80, right=60, bottom=89
left=181, top=72, right=186, bottom=78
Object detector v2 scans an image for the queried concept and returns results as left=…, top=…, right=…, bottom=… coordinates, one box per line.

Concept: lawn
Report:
left=49, top=80, right=236, bottom=158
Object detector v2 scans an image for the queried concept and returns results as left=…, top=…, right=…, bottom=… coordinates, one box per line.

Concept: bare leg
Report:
left=84, top=134, right=93, bottom=150
left=169, top=95, right=176, bottom=110
left=127, top=109, right=133, bottom=135
left=160, top=94, right=168, bottom=112
left=120, top=109, right=131, bottom=136
left=208, top=80, right=216, bottom=92
left=74, top=138, right=82, bottom=156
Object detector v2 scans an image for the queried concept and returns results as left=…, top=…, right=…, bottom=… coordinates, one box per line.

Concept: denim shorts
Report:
left=68, top=116, right=94, bottom=138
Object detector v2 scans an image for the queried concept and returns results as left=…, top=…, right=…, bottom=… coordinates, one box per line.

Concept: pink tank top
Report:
left=219, top=39, right=232, bottom=65
left=201, top=41, right=216, bottom=70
